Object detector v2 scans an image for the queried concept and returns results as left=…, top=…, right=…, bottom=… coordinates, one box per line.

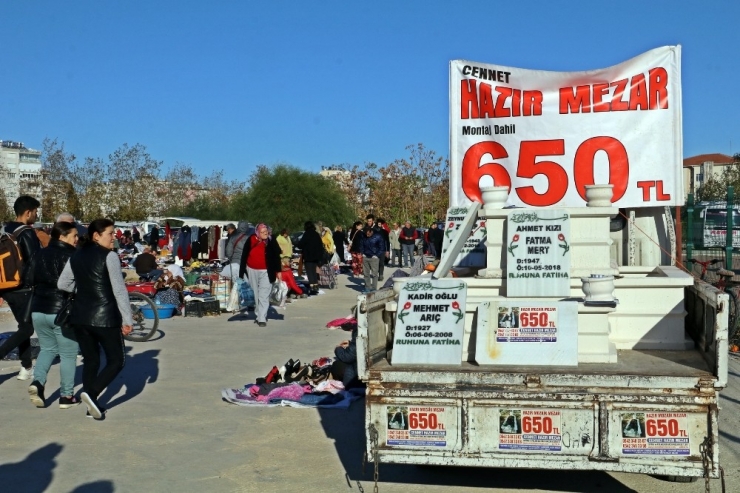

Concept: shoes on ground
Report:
left=85, top=408, right=106, bottom=421
left=59, top=396, right=81, bottom=409
left=17, top=366, right=33, bottom=381
left=378, top=276, right=384, bottom=281
left=264, top=366, right=281, bottom=384
left=299, top=294, right=308, bottom=298
left=258, top=322, right=267, bottom=327
left=28, top=381, right=45, bottom=408
left=81, top=392, right=104, bottom=420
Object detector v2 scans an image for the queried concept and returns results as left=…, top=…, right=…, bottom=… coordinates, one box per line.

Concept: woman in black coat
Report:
left=26, top=222, right=80, bottom=409
left=297, top=221, right=324, bottom=295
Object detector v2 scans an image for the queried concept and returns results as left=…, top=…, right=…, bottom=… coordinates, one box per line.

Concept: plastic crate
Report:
left=184, top=300, right=221, bottom=318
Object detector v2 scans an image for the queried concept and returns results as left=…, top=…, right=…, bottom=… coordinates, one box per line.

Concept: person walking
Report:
left=348, top=221, right=364, bottom=278
left=332, top=226, right=348, bottom=264
left=389, top=222, right=402, bottom=267
left=26, top=222, right=80, bottom=409
left=238, top=224, right=282, bottom=327
left=428, top=222, right=444, bottom=260
left=0, top=195, right=42, bottom=380
left=376, top=218, right=390, bottom=280
left=57, top=219, right=134, bottom=421
left=296, top=221, right=324, bottom=295
left=222, top=221, right=250, bottom=281
left=361, top=226, right=384, bottom=292
left=149, top=224, right=160, bottom=253
left=399, top=220, right=418, bottom=268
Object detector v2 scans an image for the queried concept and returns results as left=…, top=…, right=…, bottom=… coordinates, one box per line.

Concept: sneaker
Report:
left=258, top=322, right=267, bottom=327
left=85, top=408, right=106, bottom=421
left=17, top=366, right=33, bottom=381
left=81, top=392, right=103, bottom=420
left=299, top=294, right=308, bottom=299
left=59, top=396, right=81, bottom=409
left=379, top=276, right=384, bottom=281
left=28, top=381, right=45, bottom=408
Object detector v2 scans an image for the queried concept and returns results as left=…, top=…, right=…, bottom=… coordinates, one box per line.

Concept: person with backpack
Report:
left=0, top=195, right=42, bottom=380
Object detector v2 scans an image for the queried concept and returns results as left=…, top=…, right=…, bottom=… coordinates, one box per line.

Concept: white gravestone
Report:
left=440, top=206, right=486, bottom=268
left=476, top=300, right=579, bottom=366
left=506, top=209, right=571, bottom=297
left=392, top=279, right=467, bottom=365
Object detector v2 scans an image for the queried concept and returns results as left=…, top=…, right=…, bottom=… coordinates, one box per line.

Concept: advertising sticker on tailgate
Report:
left=498, top=409, right=563, bottom=452
left=386, top=406, right=448, bottom=447
left=621, top=412, right=690, bottom=455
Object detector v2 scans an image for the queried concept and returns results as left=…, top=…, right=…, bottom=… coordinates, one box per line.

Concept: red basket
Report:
left=125, top=282, right=157, bottom=297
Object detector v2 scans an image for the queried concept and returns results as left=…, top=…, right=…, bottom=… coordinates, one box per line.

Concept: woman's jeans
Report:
left=73, top=324, right=126, bottom=401
left=32, top=312, right=80, bottom=396
left=247, top=266, right=271, bottom=323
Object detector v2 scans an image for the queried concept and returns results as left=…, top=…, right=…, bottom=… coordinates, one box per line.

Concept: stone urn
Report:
left=393, top=277, right=412, bottom=295
left=480, top=185, right=509, bottom=210
left=585, top=184, right=614, bottom=207
left=580, top=274, right=615, bottom=302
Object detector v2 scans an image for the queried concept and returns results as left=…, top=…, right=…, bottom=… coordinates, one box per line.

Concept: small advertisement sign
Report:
left=621, top=412, right=690, bottom=455
left=496, top=305, right=558, bottom=343
left=498, top=409, right=563, bottom=452
left=440, top=206, right=487, bottom=267
left=386, top=406, right=449, bottom=447
left=391, top=279, right=467, bottom=365
left=506, top=209, right=571, bottom=297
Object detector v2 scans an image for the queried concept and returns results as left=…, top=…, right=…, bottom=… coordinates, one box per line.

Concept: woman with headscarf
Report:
left=296, top=221, right=324, bottom=295
left=57, top=219, right=134, bottom=420
left=238, top=223, right=282, bottom=327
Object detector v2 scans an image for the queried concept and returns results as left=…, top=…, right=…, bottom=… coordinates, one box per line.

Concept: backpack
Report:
left=0, top=225, right=33, bottom=291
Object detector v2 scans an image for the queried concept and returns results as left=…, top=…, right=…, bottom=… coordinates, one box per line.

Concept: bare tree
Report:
left=106, top=143, right=162, bottom=221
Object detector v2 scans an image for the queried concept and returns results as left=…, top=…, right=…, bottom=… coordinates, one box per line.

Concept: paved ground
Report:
left=0, top=270, right=738, bottom=493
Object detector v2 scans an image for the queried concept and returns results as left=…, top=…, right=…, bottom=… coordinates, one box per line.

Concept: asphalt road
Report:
left=0, top=271, right=738, bottom=493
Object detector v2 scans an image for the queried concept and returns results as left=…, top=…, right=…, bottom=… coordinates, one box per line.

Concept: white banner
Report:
left=450, top=46, right=683, bottom=208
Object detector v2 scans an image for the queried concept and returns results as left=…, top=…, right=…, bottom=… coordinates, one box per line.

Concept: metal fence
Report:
left=683, top=187, right=740, bottom=278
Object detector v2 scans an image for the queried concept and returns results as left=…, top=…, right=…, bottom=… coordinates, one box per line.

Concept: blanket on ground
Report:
left=221, top=383, right=364, bottom=409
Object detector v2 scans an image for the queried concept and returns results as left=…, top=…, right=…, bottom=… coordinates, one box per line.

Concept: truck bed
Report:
left=371, top=348, right=711, bottom=377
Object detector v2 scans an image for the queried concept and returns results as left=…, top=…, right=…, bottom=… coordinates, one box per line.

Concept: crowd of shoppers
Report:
left=0, top=196, right=441, bottom=417
left=0, top=196, right=134, bottom=421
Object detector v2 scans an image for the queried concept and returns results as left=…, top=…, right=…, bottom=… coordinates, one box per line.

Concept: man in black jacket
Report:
left=149, top=224, right=160, bottom=253
left=0, top=195, right=42, bottom=380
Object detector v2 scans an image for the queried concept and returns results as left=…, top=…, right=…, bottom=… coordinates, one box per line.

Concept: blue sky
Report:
left=1, top=1, right=738, bottom=181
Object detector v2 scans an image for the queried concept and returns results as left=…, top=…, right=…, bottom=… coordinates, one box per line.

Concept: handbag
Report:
left=54, top=295, right=74, bottom=328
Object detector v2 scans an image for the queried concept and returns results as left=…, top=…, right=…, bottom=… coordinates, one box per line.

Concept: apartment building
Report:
left=0, top=140, right=42, bottom=210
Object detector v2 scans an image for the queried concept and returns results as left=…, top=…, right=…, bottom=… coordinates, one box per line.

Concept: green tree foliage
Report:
left=231, top=164, right=354, bottom=232
left=343, top=143, right=449, bottom=226
left=696, top=155, right=740, bottom=202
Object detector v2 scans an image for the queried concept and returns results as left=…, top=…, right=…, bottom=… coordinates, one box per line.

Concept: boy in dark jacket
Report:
left=0, top=195, right=42, bottom=379
left=361, top=226, right=384, bottom=292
